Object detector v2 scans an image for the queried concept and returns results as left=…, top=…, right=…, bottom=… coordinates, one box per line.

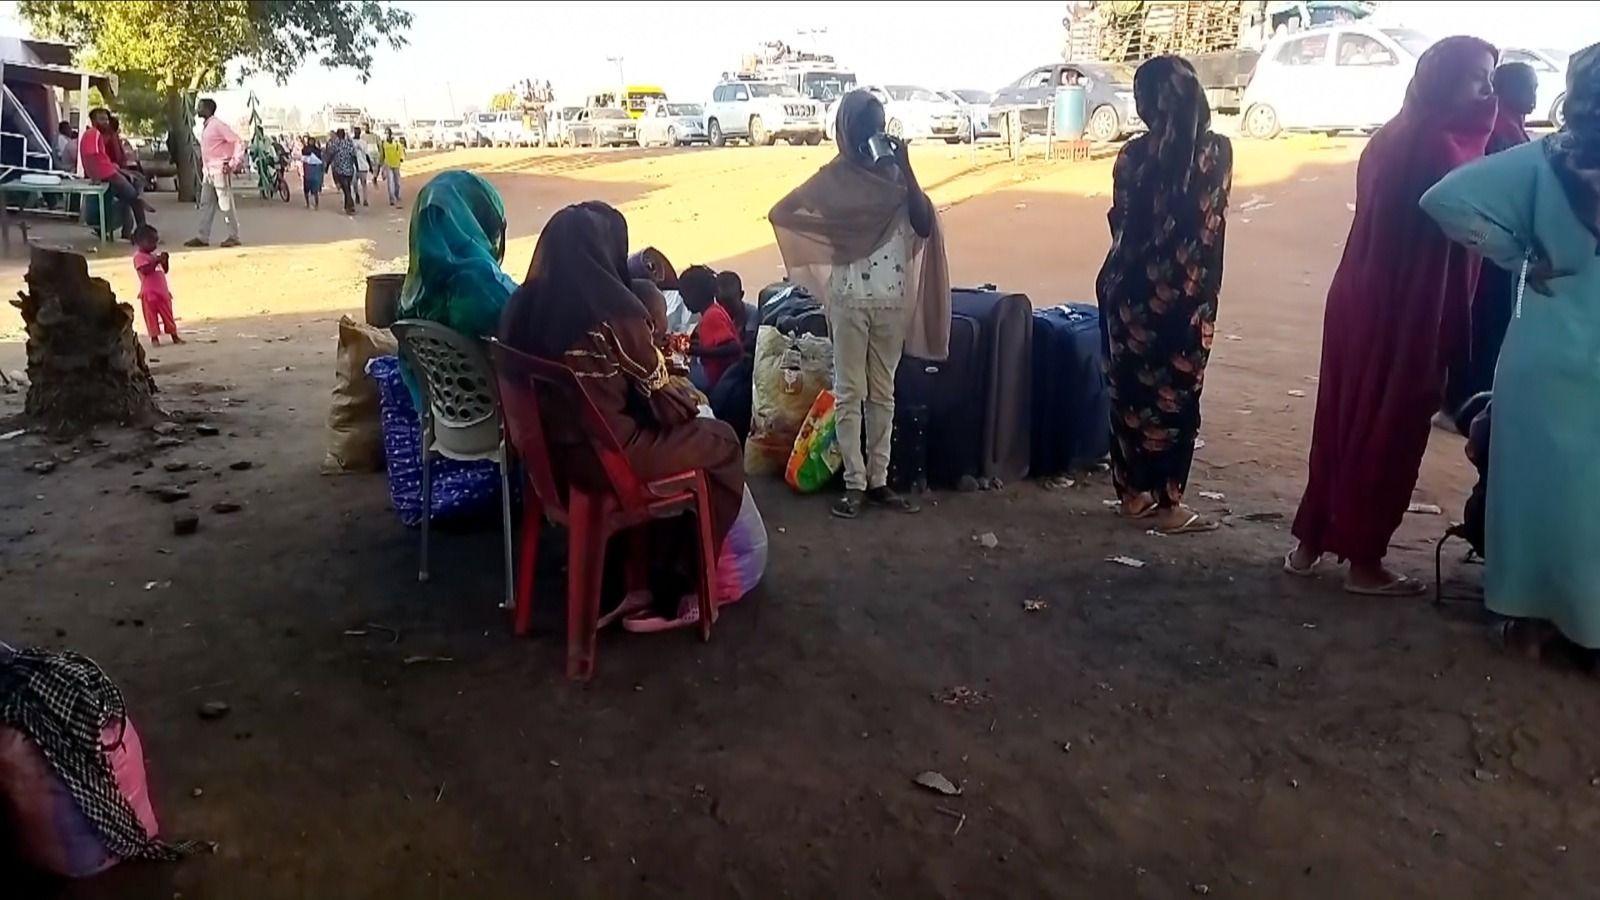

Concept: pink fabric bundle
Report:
left=0, top=719, right=158, bottom=878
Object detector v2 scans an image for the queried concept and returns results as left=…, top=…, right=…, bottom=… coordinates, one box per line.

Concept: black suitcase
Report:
left=891, top=312, right=984, bottom=488
left=1030, top=304, right=1111, bottom=476
left=952, top=287, right=1033, bottom=483
left=758, top=281, right=827, bottom=338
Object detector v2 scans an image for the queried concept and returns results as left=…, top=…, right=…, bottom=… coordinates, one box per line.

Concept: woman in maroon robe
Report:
left=500, top=202, right=745, bottom=627
left=1286, top=37, right=1499, bottom=595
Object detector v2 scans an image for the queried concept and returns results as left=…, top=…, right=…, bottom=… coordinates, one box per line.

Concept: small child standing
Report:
left=132, top=225, right=181, bottom=345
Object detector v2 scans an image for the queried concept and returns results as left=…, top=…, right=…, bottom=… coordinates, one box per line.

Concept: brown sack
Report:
left=322, top=315, right=397, bottom=473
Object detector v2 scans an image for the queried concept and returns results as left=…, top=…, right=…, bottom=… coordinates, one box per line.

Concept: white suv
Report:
left=704, top=80, right=824, bottom=147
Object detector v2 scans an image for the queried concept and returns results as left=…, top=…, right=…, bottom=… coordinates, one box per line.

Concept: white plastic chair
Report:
left=391, top=319, right=514, bottom=610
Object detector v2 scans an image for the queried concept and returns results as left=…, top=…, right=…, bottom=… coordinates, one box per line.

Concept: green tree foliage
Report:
left=488, top=91, right=519, bottom=112
left=18, top=0, right=411, bottom=199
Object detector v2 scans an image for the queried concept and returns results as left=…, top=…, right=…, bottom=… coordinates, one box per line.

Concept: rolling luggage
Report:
left=891, top=310, right=984, bottom=488
left=1030, top=304, right=1111, bottom=476
left=952, top=287, right=1034, bottom=483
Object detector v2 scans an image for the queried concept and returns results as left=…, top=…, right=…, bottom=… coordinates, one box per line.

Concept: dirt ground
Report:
left=4, top=137, right=1599, bottom=899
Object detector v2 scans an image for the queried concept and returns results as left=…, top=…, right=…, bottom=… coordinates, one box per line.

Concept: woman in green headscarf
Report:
left=396, top=170, right=518, bottom=338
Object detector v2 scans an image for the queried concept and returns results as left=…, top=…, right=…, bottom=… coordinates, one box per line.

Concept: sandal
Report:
left=1116, top=499, right=1160, bottom=519
left=1343, top=575, right=1427, bottom=597
left=831, top=490, right=865, bottom=520
left=1283, top=550, right=1322, bottom=577
left=622, top=595, right=711, bottom=634
left=867, top=486, right=920, bottom=514
left=597, top=590, right=652, bottom=629
left=1154, top=512, right=1220, bottom=536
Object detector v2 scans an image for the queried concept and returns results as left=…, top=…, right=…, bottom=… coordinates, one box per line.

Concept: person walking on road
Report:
left=325, top=128, right=359, bottom=215
left=379, top=128, right=406, bottom=206
left=1095, top=55, right=1233, bottom=536
left=351, top=126, right=373, bottom=206
left=186, top=98, right=244, bottom=248
left=769, top=89, right=950, bottom=520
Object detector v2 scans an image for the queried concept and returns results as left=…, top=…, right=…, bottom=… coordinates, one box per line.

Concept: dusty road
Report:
left=3, top=139, right=1597, bottom=899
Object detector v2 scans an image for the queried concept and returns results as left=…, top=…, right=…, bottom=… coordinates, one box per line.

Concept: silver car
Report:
left=568, top=108, right=638, bottom=148
left=639, top=103, right=708, bottom=147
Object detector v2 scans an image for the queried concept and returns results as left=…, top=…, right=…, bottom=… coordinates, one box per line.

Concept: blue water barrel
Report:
left=1052, top=85, right=1088, bottom=140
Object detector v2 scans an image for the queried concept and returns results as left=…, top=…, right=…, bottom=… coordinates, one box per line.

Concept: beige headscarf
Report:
left=767, top=90, right=951, bottom=360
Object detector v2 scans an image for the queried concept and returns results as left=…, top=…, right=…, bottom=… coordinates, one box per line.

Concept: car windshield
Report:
left=592, top=109, right=629, bottom=119
left=748, top=83, right=799, bottom=98
left=1083, top=64, right=1138, bottom=85
left=887, top=86, right=941, bottom=103
left=953, top=90, right=992, bottom=104
left=1380, top=29, right=1433, bottom=58
left=800, top=72, right=857, bottom=101
left=441, top=120, right=463, bottom=127
left=412, top=120, right=436, bottom=127
left=476, top=113, right=497, bottom=123
left=665, top=104, right=702, bottom=116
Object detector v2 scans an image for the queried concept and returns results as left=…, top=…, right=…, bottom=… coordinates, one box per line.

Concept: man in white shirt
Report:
left=351, top=126, right=374, bottom=206
left=54, top=121, right=78, bottom=174
left=186, top=98, right=245, bottom=248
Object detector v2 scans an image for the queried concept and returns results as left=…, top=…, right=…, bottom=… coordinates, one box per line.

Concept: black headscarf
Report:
left=1131, top=56, right=1211, bottom=200
left=1544, top=41, right=1600, bottom=242
left=833, top=89, right=884, bottom=167
left=499, top=202, right=649, bottom=359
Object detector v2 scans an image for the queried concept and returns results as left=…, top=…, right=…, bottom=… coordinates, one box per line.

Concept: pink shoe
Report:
left=621, top=595, right=715, bottom=634
left=596, top=591, right=652, bottom=630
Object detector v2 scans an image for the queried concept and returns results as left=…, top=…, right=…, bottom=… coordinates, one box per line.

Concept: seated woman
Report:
left=500, top=201, right=746, bottom=630
left=397, top=171, right=517, bottom=337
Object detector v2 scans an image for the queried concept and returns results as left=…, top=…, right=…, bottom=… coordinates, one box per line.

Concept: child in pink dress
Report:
left=132, top=225, right=181, bottom=345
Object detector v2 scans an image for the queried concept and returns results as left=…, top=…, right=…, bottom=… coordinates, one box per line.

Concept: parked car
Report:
left=546, top=106, right=582, bottom=147
left=471, top=112, right=500, bottom=147
left=704, top=80, right=825, bottom=147
left=1242, top=25, right=1433, bottom=138
left=1502, top=46, right=1570, bottom=127
left=433, top=118, right=470, bottom=148
left=639, top=102, right=708, bottom=146
left=568, top=108, right=638, bottom=147
left=990, top=62, right=1143, bottom=143
left=860, top=84, right=966, bottom=143
left=409, top=118, right=437, bottom=148
left=947, top=89, right=1001, bottom=140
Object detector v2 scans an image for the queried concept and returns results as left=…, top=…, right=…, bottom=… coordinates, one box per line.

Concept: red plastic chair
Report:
left=488, top=339, right=717, bottom=681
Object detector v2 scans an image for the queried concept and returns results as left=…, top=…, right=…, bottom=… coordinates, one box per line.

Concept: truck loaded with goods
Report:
left=1061, top=1, right=1376, bottom=111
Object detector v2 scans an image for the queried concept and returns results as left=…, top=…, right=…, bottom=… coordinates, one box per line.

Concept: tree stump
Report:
left=11, top=246, right=159, bottom=434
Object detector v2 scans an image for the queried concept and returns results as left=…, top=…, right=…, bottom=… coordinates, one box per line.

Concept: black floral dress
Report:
left=1095, top=132, right=1232, bottom=508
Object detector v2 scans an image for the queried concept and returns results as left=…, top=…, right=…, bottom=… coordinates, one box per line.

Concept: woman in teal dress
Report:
left=1421, top=42, right=1600, bottom=653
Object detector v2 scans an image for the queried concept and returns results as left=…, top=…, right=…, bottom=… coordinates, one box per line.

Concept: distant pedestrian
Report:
left=300, top=136, right=324, bottom=209
left=1096, top=56, right=1233, bottom=536
left=325, top=128, right=358, bottom=215
left=351, top=125, right=372, bottom=206
left=379, top=127, right=406, bottom=206
left=185, top=97, right=244, bottom=248
left=54, top=120, right=77, bottom=173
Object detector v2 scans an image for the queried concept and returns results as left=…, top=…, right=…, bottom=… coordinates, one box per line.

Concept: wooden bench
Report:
left=0, top=178, right=111, bottom=250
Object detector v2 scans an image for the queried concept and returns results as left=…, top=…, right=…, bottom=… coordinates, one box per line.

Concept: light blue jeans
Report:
left=384, top=166, right=401, bottom=204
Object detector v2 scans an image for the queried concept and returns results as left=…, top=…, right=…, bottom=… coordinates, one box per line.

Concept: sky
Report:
left=0, top=1, right=1594, bottom=122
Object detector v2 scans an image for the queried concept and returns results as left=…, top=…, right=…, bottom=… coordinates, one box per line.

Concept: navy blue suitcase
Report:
left=952, top=287, right=1033, bottom=483
left=1030, top=304, right=1111, bottom=475
left=891, top=312, right=984, bottom=489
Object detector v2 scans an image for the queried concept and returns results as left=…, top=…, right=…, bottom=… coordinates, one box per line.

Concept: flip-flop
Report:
left=1283, top=550, right=1322, bottom=577
left=622, top=595, right=713, bottom=634
left=1116, top=502, right=1160, bottom=520
left=1343, top=575, right=1427, bottom=597
left=1283, top=553, right=1320, bottom=576
left=1155, top=512, right=1220, bottom=535
left=597, top=590, right=653, bottom=629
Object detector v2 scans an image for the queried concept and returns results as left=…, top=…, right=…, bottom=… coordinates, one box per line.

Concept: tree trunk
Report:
left=165, top=89, right=197, bottom=203
left=12, top=246, right=159, bottom=435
